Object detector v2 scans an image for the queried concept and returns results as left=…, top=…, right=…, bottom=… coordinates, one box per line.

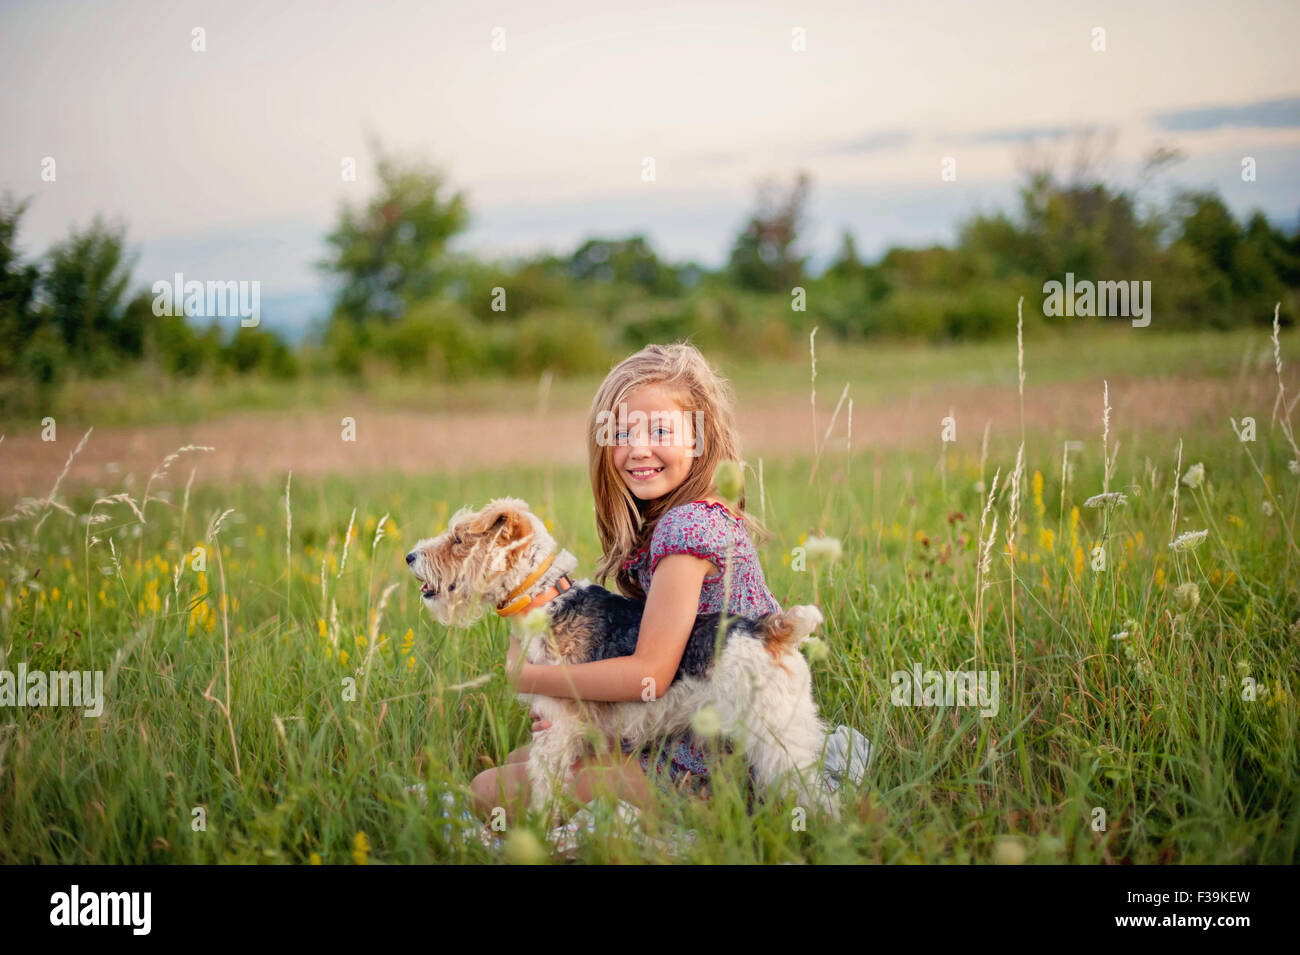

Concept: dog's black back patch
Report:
left=547, top=585, right=769, bottom=683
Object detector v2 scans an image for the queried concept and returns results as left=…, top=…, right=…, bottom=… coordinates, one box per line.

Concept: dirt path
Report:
left=0, top=374, right=1265, bottom=499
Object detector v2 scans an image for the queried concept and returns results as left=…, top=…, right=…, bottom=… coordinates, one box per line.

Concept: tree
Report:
left=0, top=193, right=42, bottom=374
left=727, top=172, right=811, bottom=292
left=824, top=230, right=864, bottom=282
left=568, top=235, right=682, bottom=295
left=319, top=147, right=470, bottom=322
left=41, top=214, right=137, bottom=366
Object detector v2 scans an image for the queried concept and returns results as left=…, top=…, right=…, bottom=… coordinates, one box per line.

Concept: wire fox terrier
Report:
left=405, top=497, right=839, bottom=822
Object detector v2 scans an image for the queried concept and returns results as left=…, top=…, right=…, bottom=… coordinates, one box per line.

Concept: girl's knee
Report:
left=571, top=753, right=649, bottom=805
left=471, top=762, right=534, bottom=817
left=469, top=767, right=502, bottom=808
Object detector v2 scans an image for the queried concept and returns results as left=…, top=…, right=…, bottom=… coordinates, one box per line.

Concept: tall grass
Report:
left=0, top=330, right=1297, bottom=863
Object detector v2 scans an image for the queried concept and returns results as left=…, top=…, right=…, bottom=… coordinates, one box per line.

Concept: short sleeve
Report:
left=647, top=503, right=732, bottom=580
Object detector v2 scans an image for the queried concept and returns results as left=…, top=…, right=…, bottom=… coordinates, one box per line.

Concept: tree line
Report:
left=2, top=142, right=1297, bottom=406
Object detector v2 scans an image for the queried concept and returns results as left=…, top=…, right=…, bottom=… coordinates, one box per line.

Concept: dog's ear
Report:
left=470, top=499, right=532, bottom=544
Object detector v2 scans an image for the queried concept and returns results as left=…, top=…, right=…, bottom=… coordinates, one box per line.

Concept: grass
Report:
left=0, top=327, right=1298, bottom=864
left=5, top=324, right=1297, bottom=434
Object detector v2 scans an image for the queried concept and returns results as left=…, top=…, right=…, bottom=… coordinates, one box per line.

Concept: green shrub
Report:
left=377, top=302, right=482, bottom=379
left=490, top=308, right=615, bottom=377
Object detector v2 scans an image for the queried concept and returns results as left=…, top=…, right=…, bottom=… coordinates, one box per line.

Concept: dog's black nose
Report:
left=405, top=552, right=416, bottom=565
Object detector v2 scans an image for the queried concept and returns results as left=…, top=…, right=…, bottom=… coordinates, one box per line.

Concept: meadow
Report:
left=1, top=323, right=1298, bottom=864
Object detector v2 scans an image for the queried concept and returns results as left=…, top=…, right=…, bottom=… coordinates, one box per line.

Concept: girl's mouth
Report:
left=627, top=466, right=664, bottom=481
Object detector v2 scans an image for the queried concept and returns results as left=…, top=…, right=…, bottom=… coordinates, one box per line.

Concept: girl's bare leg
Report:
left=469, top=762, right=532, bottom=822
left=469, top=744, right=656, bottom=825
left=569, top=749, right=657, bottom=815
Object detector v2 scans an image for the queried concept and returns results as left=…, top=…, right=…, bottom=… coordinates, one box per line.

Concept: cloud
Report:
left=1151, top=95, right=1300, bottom=131
left=960, top=124, right=1112, bottom=145
left=820, top=130, right=912, bottom=156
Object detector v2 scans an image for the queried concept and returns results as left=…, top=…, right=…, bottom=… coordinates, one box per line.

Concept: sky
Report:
left=2, top=0, right=1298, bottom=337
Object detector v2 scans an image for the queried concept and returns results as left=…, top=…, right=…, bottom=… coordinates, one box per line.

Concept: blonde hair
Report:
left=587, top=342, right=770, bottom=600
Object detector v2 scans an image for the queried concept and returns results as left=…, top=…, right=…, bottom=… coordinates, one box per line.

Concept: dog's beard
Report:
left=426, top=591, right=488, bottom=626
left=415, top=573, right=489, bottom=626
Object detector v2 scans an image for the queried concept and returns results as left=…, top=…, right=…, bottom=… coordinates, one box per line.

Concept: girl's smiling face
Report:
left=610, top=383, right=695, bottom=500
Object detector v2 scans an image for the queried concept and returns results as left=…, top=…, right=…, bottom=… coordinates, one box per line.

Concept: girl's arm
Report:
left=508, top=553, right=718, bottom=703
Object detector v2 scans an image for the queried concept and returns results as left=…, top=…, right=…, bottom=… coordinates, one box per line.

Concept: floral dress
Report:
left=617, top=499, right=782, bottom=806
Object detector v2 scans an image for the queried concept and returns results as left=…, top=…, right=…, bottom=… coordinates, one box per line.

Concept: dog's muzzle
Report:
left=406, top=550, right=449, bottom=599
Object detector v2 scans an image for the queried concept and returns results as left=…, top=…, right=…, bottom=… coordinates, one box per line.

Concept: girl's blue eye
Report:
left=613, top=425, right=670, bottom=443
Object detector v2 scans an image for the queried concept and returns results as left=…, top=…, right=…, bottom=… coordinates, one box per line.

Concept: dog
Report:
left=405, top=496, right=839, bottom=822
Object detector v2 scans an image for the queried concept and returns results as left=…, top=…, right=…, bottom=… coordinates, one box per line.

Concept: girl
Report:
left=472, top=342, right=783, bottom=821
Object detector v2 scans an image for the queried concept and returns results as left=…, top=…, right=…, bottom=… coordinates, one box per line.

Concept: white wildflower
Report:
left=804, top=535, right=843, bottom=567
left=1084, top=492, right=1127, bottom=508
left=517, top=606, right=553, bottom=651
left=993, top=836, right=1027, bottom=865
left=503, top=829, right=547, bottom=865
left=1290, top=460, right=1300, bottom=476
left=1170, top=529, right=1209, bottom=552
left=1262, top=500, right=1274, bottom=517
left=800, top=635, right=830, bottom=663
left=691, top=706, right=722, bottom=738
left=1111, top=631, right=1129, bottom=641
left=1181, top=462, right=1205, bottom=489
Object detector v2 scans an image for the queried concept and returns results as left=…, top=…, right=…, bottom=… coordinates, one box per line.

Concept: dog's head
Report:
left=405, top=497, right=550, bottom=626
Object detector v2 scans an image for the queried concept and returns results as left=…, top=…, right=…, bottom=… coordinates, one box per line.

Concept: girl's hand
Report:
left=529, top=709, right=551, bottom=734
